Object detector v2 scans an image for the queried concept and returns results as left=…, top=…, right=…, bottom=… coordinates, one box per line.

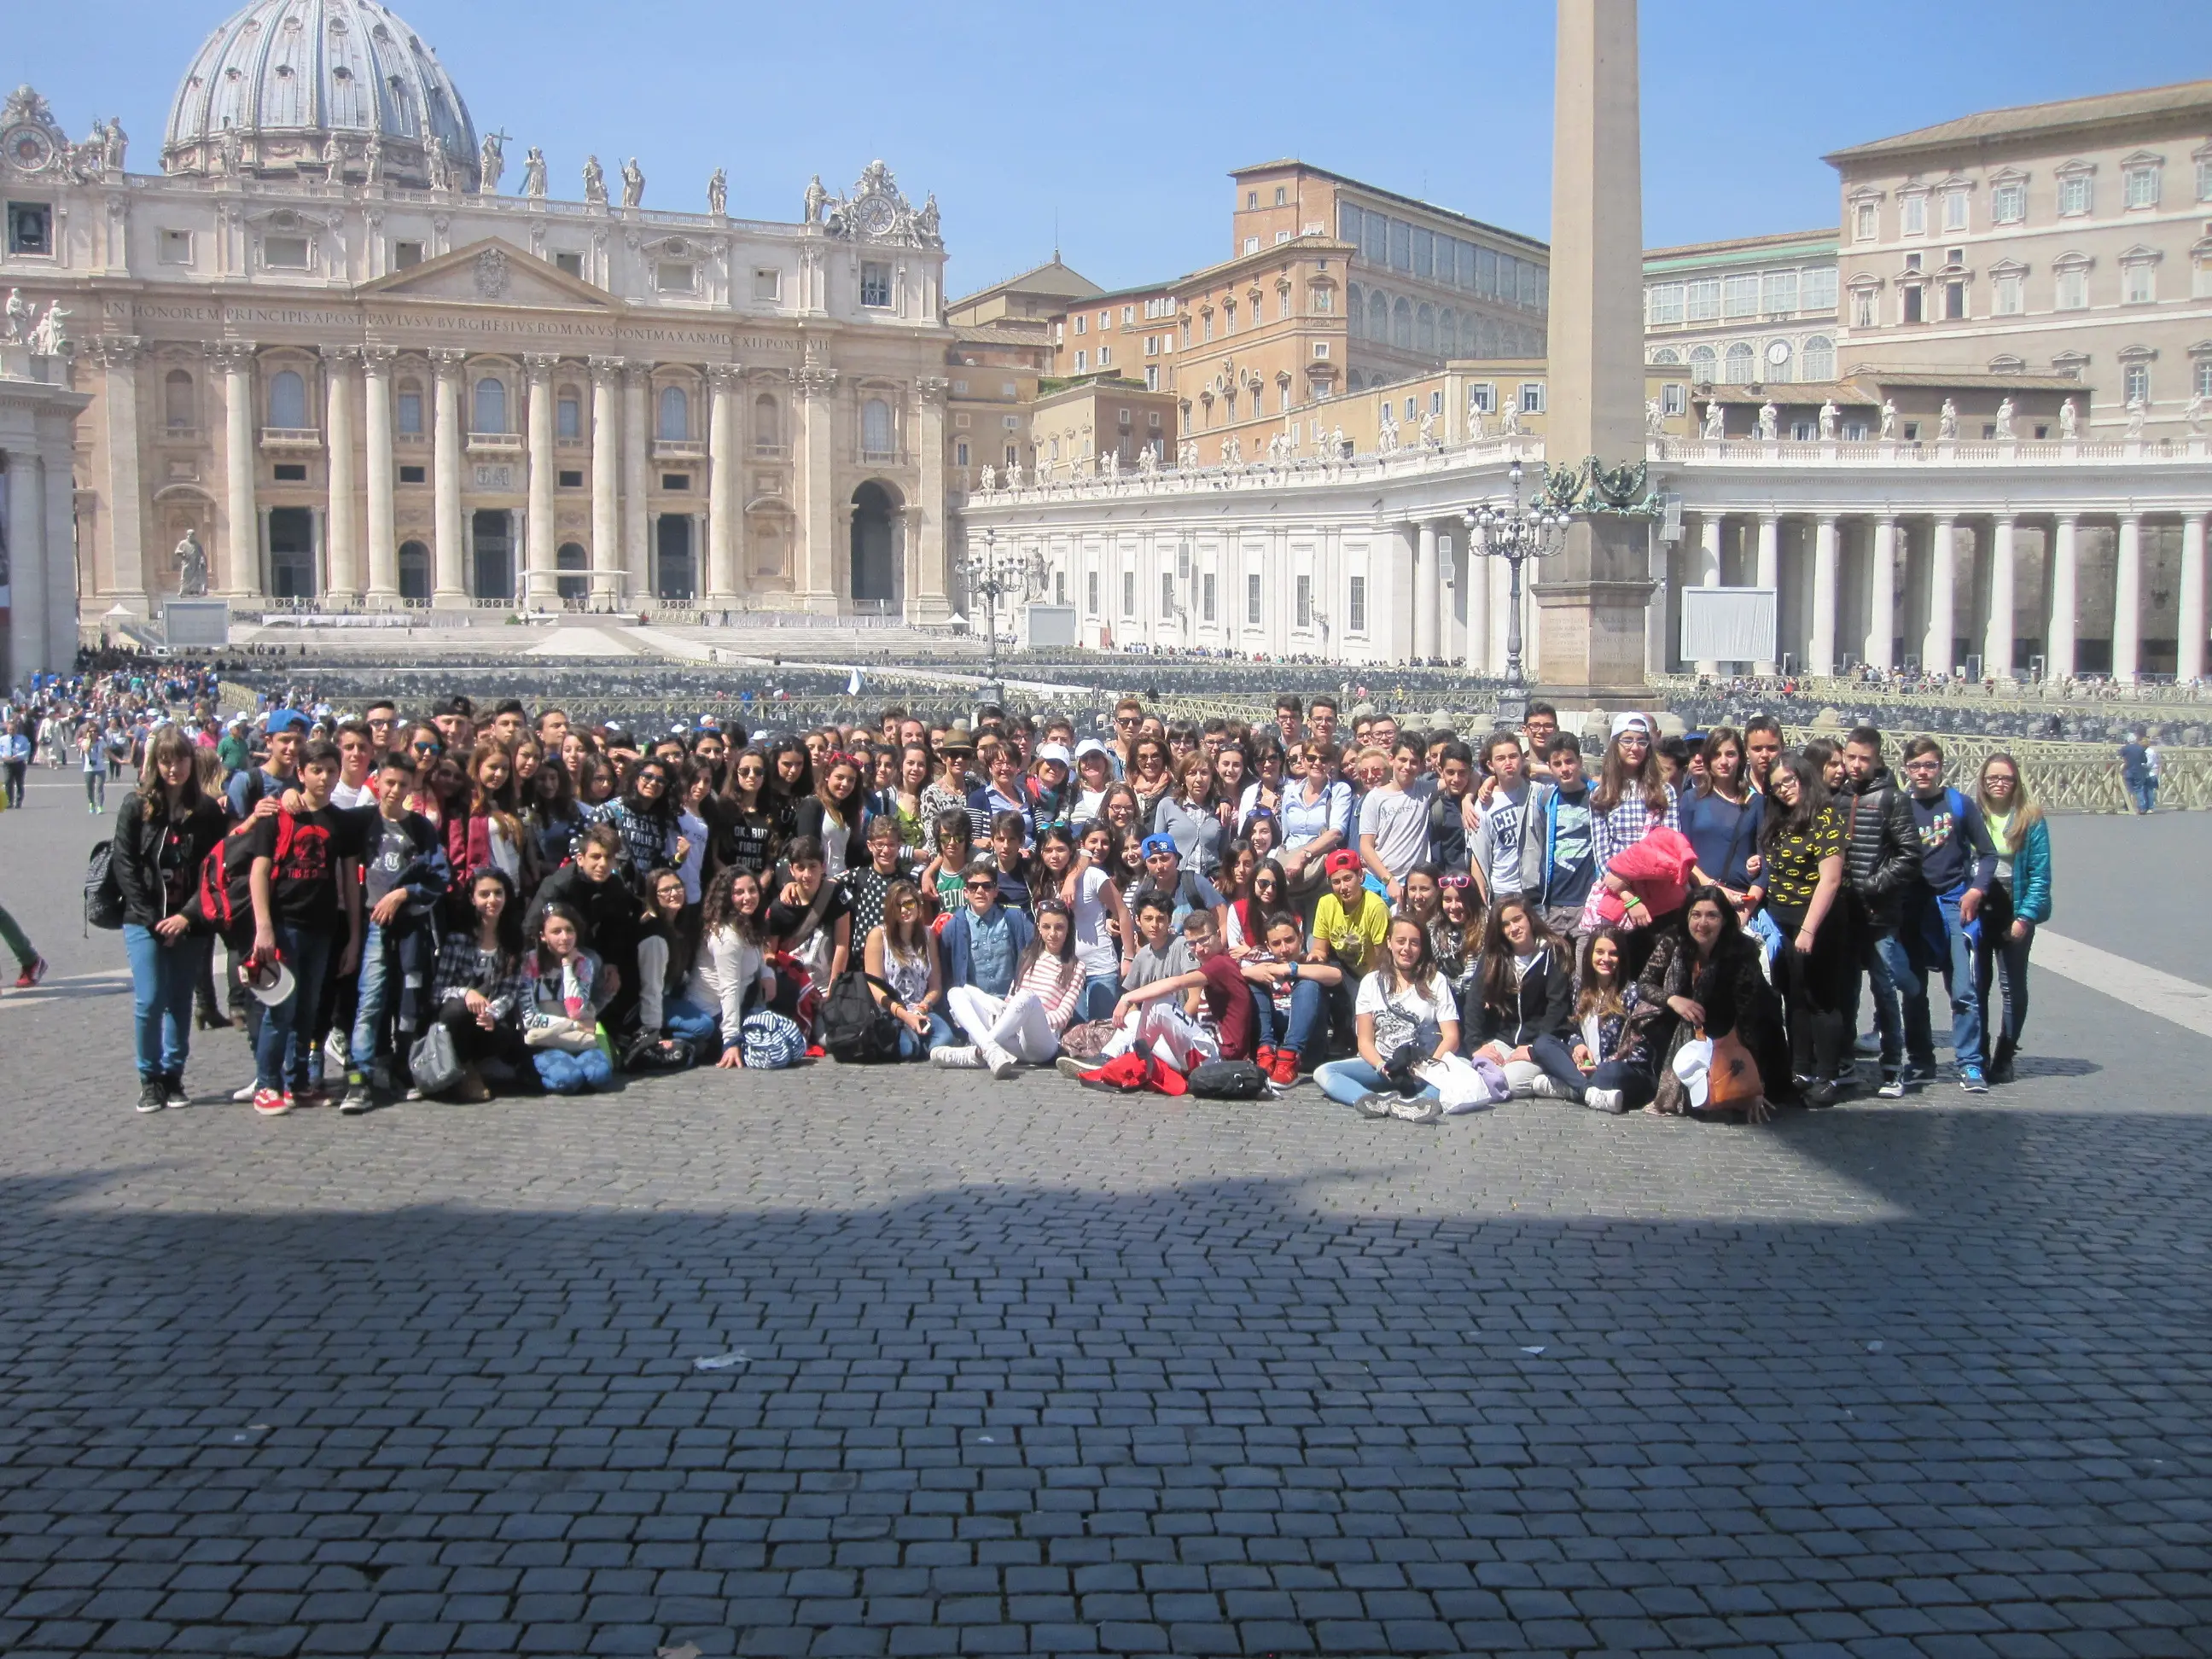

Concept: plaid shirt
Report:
left=431, top=933, right=531, bottom=1023
left=1591, top=783, right=1682, bottom=872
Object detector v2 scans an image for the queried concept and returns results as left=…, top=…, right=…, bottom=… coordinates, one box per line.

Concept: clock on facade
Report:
left=4, top=124, right=59, bottom=173
left=1765, top=341, right=1790, bottom=366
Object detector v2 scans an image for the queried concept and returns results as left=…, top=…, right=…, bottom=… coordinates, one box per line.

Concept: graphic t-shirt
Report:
left=244, top=805, right=358, bottom=931
left=1763, top=804, right=1844, bottom=909
left=1356, top=970, right=1454, bottom=1055
left=363, top=812, right=427, bottom=909
left=1545, top=784, right=1597, bottom=906
left=1480, top=785, right=1530, bottom=895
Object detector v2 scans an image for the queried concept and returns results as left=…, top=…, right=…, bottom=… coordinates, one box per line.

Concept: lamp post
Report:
left=1464, top=458, right=1573, bottom=723
left=953, top=527, right=1047, bottom=709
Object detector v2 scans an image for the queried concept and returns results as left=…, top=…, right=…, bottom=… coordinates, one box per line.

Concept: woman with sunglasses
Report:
left=1227, top=853, right=1287, bottom=957
left=399, top=725, right=448, bottom=822
left=1278, top=742, right=1352, bottom=920
left=1126, top=736, right=1174, bottom=833
left=1972, top=752, right=2050, bottom=1084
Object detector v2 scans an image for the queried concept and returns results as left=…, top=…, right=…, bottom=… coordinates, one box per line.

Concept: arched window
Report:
left=753, top=393, right=782, bottom=451
left=1392, top=297, right=1413, bottom=350
left=1416, top=304, right=1436, bottom=354
left=164, top=369, right=195, bottom=429
left=1346, top=282, right=1364, bottom=339
left=1649, top=348, right=1681, bottom=364
left=1802, top=335, right=1836, bottom=381
left=1690, top=345, right=1718, bottom=383
left=861, top=397, right=894, bottom=457
left=1439, top=309, right=1458, bottom=357
left=268, top=368, right=309, bottom=430
left=472, top=375, right=508, bottom=434
left=657, top=385, right=690, bottom=442
left=1367, top=289, right=1388, bottom=341
left=1723, top=342, right=1756, bottom=384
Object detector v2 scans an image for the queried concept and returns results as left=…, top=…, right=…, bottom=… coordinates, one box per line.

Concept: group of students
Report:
left=93, top=684, right=2052, bottom=1123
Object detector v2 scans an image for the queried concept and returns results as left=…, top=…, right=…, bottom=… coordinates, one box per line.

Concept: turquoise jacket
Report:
left=2005, top=816, right=2052, bottom=923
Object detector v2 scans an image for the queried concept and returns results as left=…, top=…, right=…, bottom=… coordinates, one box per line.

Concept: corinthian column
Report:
left=431, top=348, right=467, bottom=604
left=706, top=364, right=742, bottom=606
left=90, top=336, right=148, bottom=611
left=622, top=362, right=651, bottom=601
left=214, top=341, right=259, bottom=598
left=321, top=346, right=361, bottom=602
left=912, top=375, right=950, bottom=622
left=523, top=354, right=560, bottom=604
left=362, top=346, right=399, bottom=602
left=796, top=364, right=841, bottom=613
left=589, top=357, right=623, bottom=608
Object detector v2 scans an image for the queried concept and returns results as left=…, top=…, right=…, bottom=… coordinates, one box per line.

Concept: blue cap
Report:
left=265, top=709, right=311, bottom=736
left=1140, top=834, right=1177, bottom=859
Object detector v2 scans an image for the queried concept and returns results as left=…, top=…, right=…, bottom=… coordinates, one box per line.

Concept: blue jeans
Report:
left=535, top=1047, right=616, bottom=1093
left=124, top=924, right=212, bottom=1082
left=1892, top=887, right=1983, bottom=1072
left=1528, top=1034, right=1657, bottom=1109
left=895, top=1010, right=958, bottom=1059
left=348, top=923, right=395, bottom=1071
left=2128, top=777, right=2155, bottom=813
left=1079, top=974, right=1121, bottom=1022
left=1314, top=1057, right=1439, bottom=1109
left=254, top=924, right=334, bottom=1093
left=1249, top=979, right=1325, bottom=1059
left=664, top=997, right=724, bottom=1057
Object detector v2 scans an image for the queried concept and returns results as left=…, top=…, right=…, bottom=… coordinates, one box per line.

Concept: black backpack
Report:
left=84, top=841, right=125, bottom=933
left=1185, top=1058, right=1271, bottom=1099
left=819, top=971, right=905, bottom=1063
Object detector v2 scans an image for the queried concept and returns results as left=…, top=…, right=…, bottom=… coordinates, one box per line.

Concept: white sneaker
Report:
left=1582, top=1086, right=1627, bottom=1114
left=230, top=1080, right=259, bottom=1103
left=930, top=1045, right=982, bottom=1068
left=323, top=1030, right=349, bottom=1076
left=983, top=1045, right=1018, bottom=1080
left=1389, top=1094, right=1443, bottom=1123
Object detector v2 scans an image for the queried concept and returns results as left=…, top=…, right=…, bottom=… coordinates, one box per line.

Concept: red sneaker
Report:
left=12, top=956, right=47, bottom=991
left=1255, top=1045, right=1276, bottom=1074
left=1270, top=1048, right=1300, bottom=1086
left=252, top=1088, right=292, bottom=1117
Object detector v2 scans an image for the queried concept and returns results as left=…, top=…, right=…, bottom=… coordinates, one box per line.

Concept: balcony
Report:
left=752, top=442, right=789, bottom=461
left=466, top=430, right=523, bottom=456
left=653, top=438, right=707, bottom=461
left=859, top=448, right=906, bottom=468
left=259, top=427, right=323, bottom=451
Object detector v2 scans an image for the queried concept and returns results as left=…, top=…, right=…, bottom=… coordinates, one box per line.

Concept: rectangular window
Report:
left=554, top=250, right=584, bottom=278
left=1161, top=571, right=1174, bottom=620
left=1854, top=201, right=1877, bottom=242
left=2200, top=157, right=2212, bottom=202
left=556, top=394, right=582, bottom=439
left=1802, top=266, right=1837, bottom=312
left=272, top=463, right=308, bottom=483
left=1901, top=195, right=1926, bottom=235
left=398, top=463, right=427, bottom=485
left=1337, top=201, right=1361, bottom=245
left=2059, top=174, right=2091, bottom=216
left=859, top=262, right=892, bottom=307
left=1074, top=350, right=1086, bottom=371
left=393, top=239, right=425, bottom=270
left=5, top=200, right=54, bottom=256
left=1413, top=228, right=1434, bottom=279
left=1098, top=346, right=1110, bottom=367
left=753, top=267, right=781, bottom=300
left=1994, top=272, right=2023, bottom=315
left=1247, top=572, right=1262, bottom=626
left=1202, top=573, right=1216, bottom=623
left=1662, top=382, right=1685, bottom=416
left=656, top=261, right=696, bottom=294
left=1941, top=189, right=1968, bottom=231
left=159, top=229, right=193, bottom=265
left=1903, top=285, right=1924, bottom=323
left=1852, top=288, right=1877, bottom=329
left=1312, top=341, right=1329, bottom=358
left=1121, top=306, right=1133, bottom=325
left=1295, top=573, right=1313, bottom=629
left=1470, top=381, right=1495, bottom=413
left=1944, top=281, right=1965, bottom=320
left=1761, top=269, right=1799, bottom=313
left=1123, top=570, right=1136, bottom=617
left=2124, top=166, right=2159, bottom=209
left=1389, top=218, right=1412, bottom=271
left=1243, top=236, right=1260, bottom=255
left=1721, top=273, right=1759, bottom=318
left=2124, top=263, right=2154, bottom=304
left=1518, top=381, right=1545, bottom=414
left=2056, top=267, right=2087, bottom=310
left=1647, top=282, right=1685, bottom=324
left=397, top=390, right=423, bottom=434
left=1087, top=570, right=1100, bottom=616
left=2197, top=358, right=2212, bottom=398
left=1348, top=574, right=1367, bottom=633
left=2195, top=256, right=2212, bottom=299
left=1992, top=181, right=2025, bottom=224
left=1681, top=277, right=1720, bottom=323
left=2125, top=364, right=2150, bottom=403
left=264, top=235, right=311, bottom=269
left=1476, top=245, right=1497, bottom=297
left=557, top=468, right=585, bottom=489
left=662, top=473, right=690, bottom=491
left=1144, top=365, right=1158, bottom=391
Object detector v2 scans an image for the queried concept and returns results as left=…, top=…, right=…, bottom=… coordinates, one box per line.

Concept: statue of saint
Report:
left=1819, top=399, right=1839, bottom=440
left=2124, top=397, right=2146, bottom=438
left=1994, top=397, right=2016, bottom=440
left=1645, top=399, right=1664, bottom=436
left=582, top=154, right=608, bottom=206
left=479, top=131, right=506, bottom=193
left=707, top=168, right=727, bottom=216
left=620, top=158, right=645, bottom=209
left=174, top=529, right=209, bottom=597
left=1880, top=398, right=1898, bottom=439
left=2, top=288, right=30, bottom=345
left=917, top=193, right=941, bottom=245
left=1938, top=399, right=1959, bottom=441
left=1702, top=399, right=1726, bottom=441
left=2058, top=397, right=2078, bottom=439
left=2186, top=393, right=2206, bottom=436
left=29, top=300, right=69, bottom=358
left=1467, top=405, right=1487, bottom=440
left=1757, top=401, right=1779, bottom=441
left=803, top=174, right=828, bottom=225
left=521, top=146, right=547, bottom=198
left=103, top=117, right=126, bottom=172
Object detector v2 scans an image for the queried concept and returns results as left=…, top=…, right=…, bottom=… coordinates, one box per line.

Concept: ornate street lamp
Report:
left=953, top=527, right=1048, bottom=708
left=1464, top=459, right=1573, bottom=722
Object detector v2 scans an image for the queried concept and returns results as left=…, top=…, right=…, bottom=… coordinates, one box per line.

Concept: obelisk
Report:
left=1533, top=0, right=1654, bottom=704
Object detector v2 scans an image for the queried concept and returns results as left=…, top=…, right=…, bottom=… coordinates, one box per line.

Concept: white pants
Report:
left=1102, top=999, right=1219, bottom=1072
left=946, top=986, right=1062, bottom=1063
left=636, top=934, right=668, bottom=1034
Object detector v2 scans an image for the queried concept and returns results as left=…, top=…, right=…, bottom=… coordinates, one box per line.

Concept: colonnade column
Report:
left=362, top=346, right=398, bottom=602
left=1693, top=511, right=1723, bottom=675
left=1925, top=515, right=1956, bottom=676
left=1414, top=520, right=1439, bottom=662
left=430, top=348, right=467, bottom=604
left=2046, top=514, right=2079, bottom=680
left=622, top=363, right=651, bottom=602
left=705, top=364, right=741, bottom=607
left=522, top=355, right=559, bottom=604
left=588, top=358, right=622, bottom=608
left=2113, top=514, right=2143, bottom=683
left=1465, top=536, right=1489, bottom=673
left=2180, top=513, right=2207, bottom=685
left=1754, top=512, right=1779, bottom=674
left=7, top=448, right=47, bottom=678
left=1868, top=516, right=1897, bottom=672
left=1983, top=514, right=2017, bottom=678
left=216, top=342, right=258, bottom=597
left=1808, top=514, right=1839, bottom=676
left=322, top=346, right=360, bottom=602
left=913, top=375, right=950, bottom=623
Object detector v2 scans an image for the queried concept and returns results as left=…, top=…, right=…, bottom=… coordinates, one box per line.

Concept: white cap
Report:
left=1034, top=742, right=1073, bottom=767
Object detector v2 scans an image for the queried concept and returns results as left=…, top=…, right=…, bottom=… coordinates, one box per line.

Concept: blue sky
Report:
left=16, top=1, right=2212, bottom=298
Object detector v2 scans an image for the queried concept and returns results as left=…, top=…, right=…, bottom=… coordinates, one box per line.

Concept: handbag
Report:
left=1057, top=1018, right=1115, bottom=1062
left=408, top=1022, right=464, bottom=1095
left=1185, top=1058, right=1269, bottom=1099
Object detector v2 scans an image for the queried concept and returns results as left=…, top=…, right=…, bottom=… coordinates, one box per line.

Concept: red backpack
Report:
left=196, top=813, right=293, bottom=945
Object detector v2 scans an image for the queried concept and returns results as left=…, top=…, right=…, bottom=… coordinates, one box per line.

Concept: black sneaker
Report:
left=338, top=1071, right=375, bottom=1115
left=162, top=1075, right=190, bottom=1109
left=136, top=1078, right=167, bottom=1115
left=1876, top=1069, right=1906, bottom=1100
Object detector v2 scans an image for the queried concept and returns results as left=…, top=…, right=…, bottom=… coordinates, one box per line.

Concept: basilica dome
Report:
left=162, top=0, right=481, bottom=189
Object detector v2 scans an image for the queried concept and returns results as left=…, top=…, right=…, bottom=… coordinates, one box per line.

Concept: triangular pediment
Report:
left=362, top=238, right=614, bottom=309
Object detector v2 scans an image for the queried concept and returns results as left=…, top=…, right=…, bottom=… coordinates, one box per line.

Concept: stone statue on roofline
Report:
left=1994, top=397, right=2016, bottom=439
left=620, top=158, right=645, bottom=209
left=2058, top=396, right=2078, bottom=439
left=707, top=168, right=727, bottom=216
left=1879, top=397, right=1898, bottom=439
left=1819, top=399, right=1838, bottom=440
left=1938, top=399, right=1959, bottom=441
left=582, top=154, right=608, bottom=206
left=1701, top=398, right=1726, bottom=441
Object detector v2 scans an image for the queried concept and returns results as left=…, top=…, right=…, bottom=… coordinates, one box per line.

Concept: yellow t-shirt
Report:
left=1314, top=889, right=1391, bottom=975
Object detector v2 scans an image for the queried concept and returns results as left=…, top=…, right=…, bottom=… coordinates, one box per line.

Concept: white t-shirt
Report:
left=1479, top=785, right=1530, bottom=894
left=1358, top=786, right=1429, bottom=880
left=1069, top=864, right=1121, bottom=977
left=1356, top=969, right=1455, bottom=1054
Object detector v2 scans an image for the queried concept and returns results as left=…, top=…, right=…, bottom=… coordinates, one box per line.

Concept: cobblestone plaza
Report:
left=0, top=776, right=2207, bottom=1657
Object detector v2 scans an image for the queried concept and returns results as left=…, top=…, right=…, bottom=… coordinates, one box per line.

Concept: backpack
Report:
left=818, top=971, right=905, bottom=1063
left=1185, top=1058, right=1270, bottom=1099
left=196, top=814, right=293, bottom=946
left=84, top=841, right=125, bottom=933
left=740, top=1010, right=806, bottom=1069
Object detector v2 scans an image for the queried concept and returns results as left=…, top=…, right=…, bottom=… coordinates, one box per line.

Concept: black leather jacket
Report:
left=109, top=790, right=230, bottom=931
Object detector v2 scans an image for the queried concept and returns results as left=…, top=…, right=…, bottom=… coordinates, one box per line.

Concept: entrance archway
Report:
left=268, top=507, right=317, bottom=599
left=655, top=515, right=696, bottom=601
left=556, top=541, right=589, bottom=605
left=850, top=480, right=900, bottom=613
left=398, top=540, right=431, bottom=602
left=471, top=509, right=513, bottom=600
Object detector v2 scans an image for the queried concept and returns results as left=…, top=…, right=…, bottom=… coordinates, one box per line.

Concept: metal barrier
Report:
left=1651, top=672, right=2212, bottom=721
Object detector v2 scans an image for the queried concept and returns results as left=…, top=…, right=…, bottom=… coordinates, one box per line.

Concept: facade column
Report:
left=705, top=364, right=741, bottom=607
left=1466, top=538, right=1490, bottom=673
left=1925, top=515, right=1956, bottom=676
left=361, top=346, right=398, bottom=601
left=587, top=358, right=623, bottom=608
left=622, top=362, right=652, bottom=602
left=430, top=348, right=467, bottom=604
left=1868, top=515, right=1897, bottom=672
left=1414, top=520, right=1440, bottom=661
left=912, top=375, right=950, bottom=622
left=7, top=449, right=47, bottom=679
left=795, top=364, right=841, bottom=612
left=1693, top=511, right=1724, bottom=675
left=522, top=354, right=559, bottom=605
left=2179, top=512, right=2207, bottom=685
left=1754, top=511, right=1780, bottom=673
left=1809, top=513, right=1839, bottom=676
left=1983, top=513, right=2017, bottom=679
left=215, top=342, right=259, bottom=599
left=321, top=346, right=360, bottom=602
left=90, top=337, right=148, bottom=611
left=2113, top=513, right=2143, bottom=683
left=2046, top=514, right=2080, bottom=681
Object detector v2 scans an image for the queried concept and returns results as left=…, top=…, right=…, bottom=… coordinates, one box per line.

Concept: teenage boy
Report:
left=1743, top=717, right=1784, bottom=795
left=534, top=707, right=570, bottom=754
left=488, top=700, right=529, bottom=747
left=1425, top=741, right=1477, bottom=876
left=1243, top=912, right=1343, bottom=1085
left=1839, top=726, right=1923, bottom=1098
left=1306, top=696, right=1340, bottom=752
left=1103, top=910, right=1254, bottom=1073
left=227, top=708, right=306, bottom=818
left=361, top=701, right=399, bottom=756
left=341, top=751, right=451, bottom=1112
left=1309, top=847, right=1390, bottom=1046
left=243, top=740, right=364, bottom=1116
left=1470, top=731, right=1545, bottom=906
left=1273, top=695, right=1304, bottom=749
left=1534, top=734, right=1598, bottom=936
left=1138, top=833, right=1227, bottom=932
left=1895, top=736, right=1998, bottom=1092
left=938, top=855, right=1038, bottom=1002
left=1109, top=698, right=1145, bottom=777
left=1519, top=703, right=1560, bottom=764
left=329, top=720, right=380, bottom=809
left=1121, top=888, right=1193, bottom=991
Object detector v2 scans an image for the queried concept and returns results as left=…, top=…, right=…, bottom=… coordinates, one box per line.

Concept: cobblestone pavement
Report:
left=1, top=775, right=2208, bottom=1657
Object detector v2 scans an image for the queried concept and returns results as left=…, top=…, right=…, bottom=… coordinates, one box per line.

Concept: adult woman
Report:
left=940, top=898, right=1083, bottom=1077
left=1153, top=751, right=1227, bottom=876
left=864, top=879, right=956, bottom=1059
left=428, top=867, right=532, bottom=1102
left=1278, top=742, right=1352, bottom=916
left=1974, top=753, right=2051, bottom=1084
left=974, top=740, right=1035, bottom=845
left=789, top=751, right=867, bottom=878
left=712, top=747, right=777, bottom=878
left=1463, top=898, right=1574, bottom=1097
left=920, top=732, right=975, bottom=834
left=1636, top=885, right=1789, bottom=1120
left=591, top=755, right=687, bottom=887
left=1527, top=928, right=1655, bottom=1113
left=696, top=868, right=777, bottom=1069
left=114, top=725, right=228, bottom=1113
left=1677, top=726, right=1763, bottom=909
left=1315, top=916, right=1462, bottom=1120
left=1126, top=736, right=1175, bottom=830
left=1241, top=736, right=1289, bottom=830
left=1759, top=752, right=1848, bottom=1104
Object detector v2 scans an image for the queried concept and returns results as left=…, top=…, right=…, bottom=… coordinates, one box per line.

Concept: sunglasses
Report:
left=965, top=879, right=998, bottom=892
left=1440, top=874, right=1472, bottom=889
left=411, top=740, right=441, bottom=754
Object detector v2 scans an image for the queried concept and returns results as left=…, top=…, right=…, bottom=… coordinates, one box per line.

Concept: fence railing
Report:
left=1651, top=672, right=2212, bottom=718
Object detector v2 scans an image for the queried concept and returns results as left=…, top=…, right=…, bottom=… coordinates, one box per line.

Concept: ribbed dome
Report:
left=163, top=0, right=480, bottom=189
